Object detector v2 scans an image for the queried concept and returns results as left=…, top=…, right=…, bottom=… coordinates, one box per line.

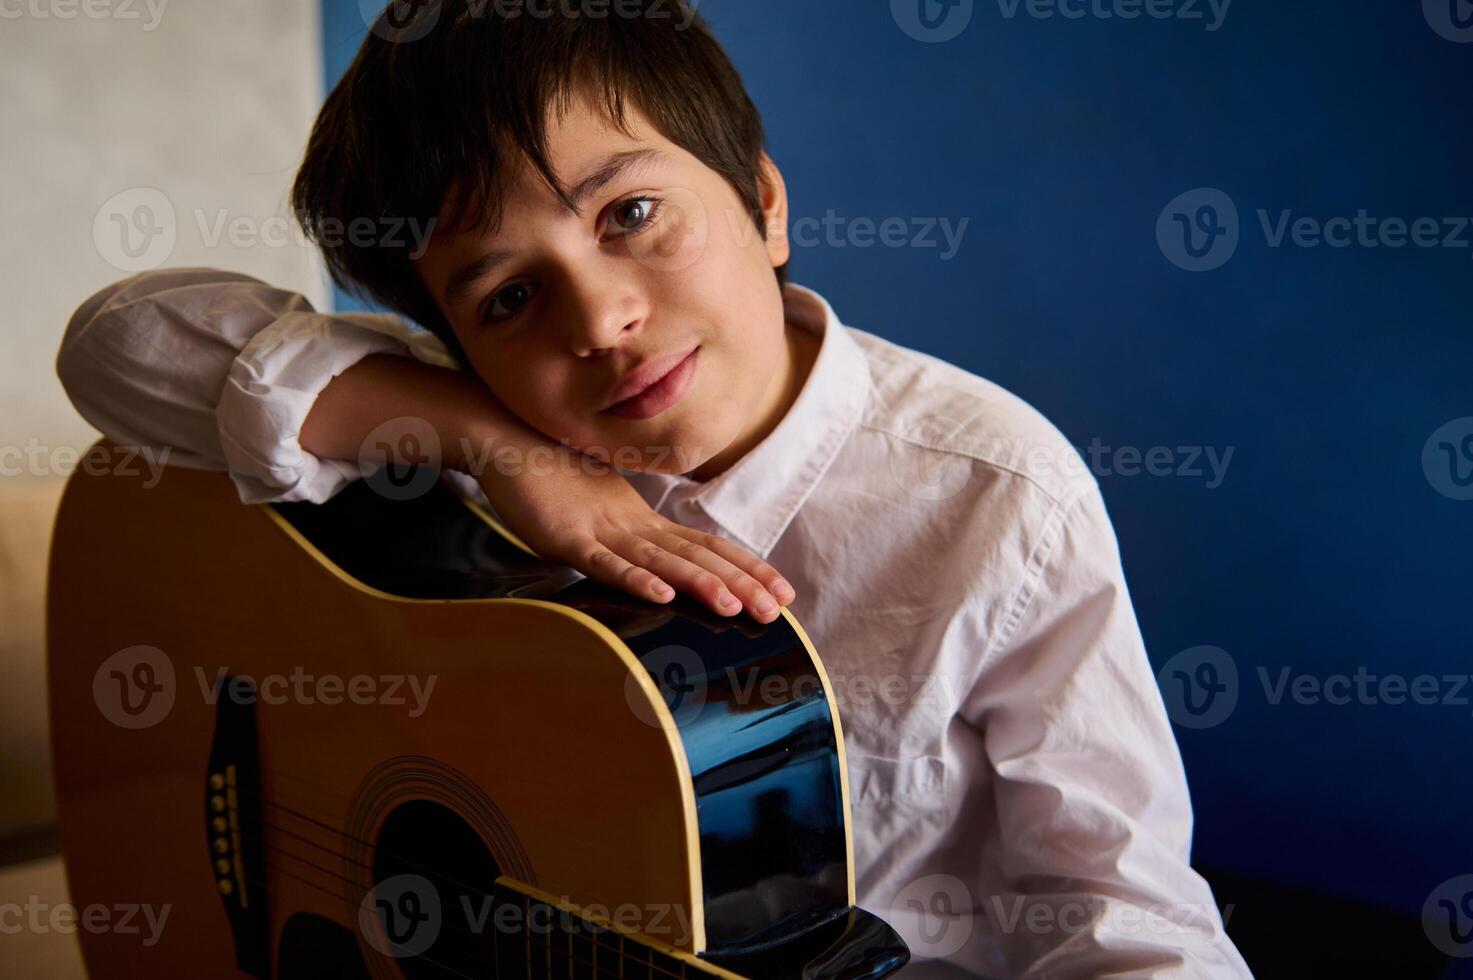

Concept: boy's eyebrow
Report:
left=440, top=147, right=668, bottom=310
left=565, top=147, right=667, bottom=210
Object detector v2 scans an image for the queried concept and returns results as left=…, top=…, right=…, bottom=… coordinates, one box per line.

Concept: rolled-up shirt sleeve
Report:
left=57, top=267, right=457, bottom=503
left=960, top=484, right=1252, bottom=978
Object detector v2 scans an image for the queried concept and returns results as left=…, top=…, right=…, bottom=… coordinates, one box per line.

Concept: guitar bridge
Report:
left=205, top=676, right=269, bottom=978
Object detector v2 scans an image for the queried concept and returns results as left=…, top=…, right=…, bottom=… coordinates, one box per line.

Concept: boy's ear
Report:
left=757, top=151, right=790, bottom=269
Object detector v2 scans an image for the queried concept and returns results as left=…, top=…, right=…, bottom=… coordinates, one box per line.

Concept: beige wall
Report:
left=0, top=0, right=325, bottom=846
left=0, top=0, right=327, bottom=465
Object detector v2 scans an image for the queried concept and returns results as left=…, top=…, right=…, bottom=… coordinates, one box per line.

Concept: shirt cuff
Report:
left=215, top=310, right=453, bottom=504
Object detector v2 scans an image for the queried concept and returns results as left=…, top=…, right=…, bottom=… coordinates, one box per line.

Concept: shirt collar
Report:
left=623, top=281, right=873, bottom=558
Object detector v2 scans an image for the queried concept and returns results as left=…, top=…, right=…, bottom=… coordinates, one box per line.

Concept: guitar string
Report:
left=243, top=860, right=693, bottom=980
left=220, top=793, right=704, bottom=980
left=250, top=825, right=697, bottom=980
left=243, top=789, right=493, bottom=897
left=234, top=779, right=703, bottom=962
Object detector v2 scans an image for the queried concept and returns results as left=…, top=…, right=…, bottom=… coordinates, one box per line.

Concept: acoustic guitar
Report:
left=47, top=442, right=911, bottom=979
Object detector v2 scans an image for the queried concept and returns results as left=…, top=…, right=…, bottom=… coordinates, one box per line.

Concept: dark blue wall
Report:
left=322, top=0, right=1473, bottom=917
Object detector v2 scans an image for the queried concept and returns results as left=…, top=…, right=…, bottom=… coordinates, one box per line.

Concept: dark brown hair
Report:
left=292, top=0, right=785, bottom=359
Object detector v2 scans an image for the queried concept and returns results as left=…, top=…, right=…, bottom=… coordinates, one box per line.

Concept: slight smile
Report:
left=602, top=347, right=700, bottom=421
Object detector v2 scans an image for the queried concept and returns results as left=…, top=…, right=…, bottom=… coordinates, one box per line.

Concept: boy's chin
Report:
left=579, top=436, right=720, bottom=477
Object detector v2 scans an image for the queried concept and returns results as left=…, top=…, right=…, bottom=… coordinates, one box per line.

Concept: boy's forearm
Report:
left=300, top=353, right=546, bottom=474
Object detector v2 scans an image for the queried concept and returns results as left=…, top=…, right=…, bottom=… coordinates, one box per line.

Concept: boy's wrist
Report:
left=302, top=353, right=546, bottom=477
left=440, top=373, right=551, bottom=477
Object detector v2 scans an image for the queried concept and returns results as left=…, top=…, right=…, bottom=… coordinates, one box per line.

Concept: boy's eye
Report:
left=477, top=196, right=663, bottom=325
left=607, top=196, right=663, bottom=236
left=481, top=281, right=539, bottom=324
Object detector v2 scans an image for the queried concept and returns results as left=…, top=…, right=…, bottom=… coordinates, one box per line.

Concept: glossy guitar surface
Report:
left=47, top=445, right=910, bottom=979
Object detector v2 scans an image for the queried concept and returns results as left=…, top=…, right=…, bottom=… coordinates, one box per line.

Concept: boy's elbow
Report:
left=55, top=272, right=165, bottom=431
left=56, top=278, right=125, bottom=409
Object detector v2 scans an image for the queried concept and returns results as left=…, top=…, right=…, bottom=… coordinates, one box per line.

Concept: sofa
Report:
left=1, top=474, right=87, bottom=976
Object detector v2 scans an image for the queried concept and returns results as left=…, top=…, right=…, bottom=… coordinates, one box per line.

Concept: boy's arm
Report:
left=56, top=268, right=796, bottom=621
left=959, top=485, right=1252, bottom=978
left=57, top=267, right=454, bottom=503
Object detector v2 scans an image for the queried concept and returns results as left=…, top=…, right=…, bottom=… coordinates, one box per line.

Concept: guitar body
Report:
left=47, top=445, right=909, bottom=979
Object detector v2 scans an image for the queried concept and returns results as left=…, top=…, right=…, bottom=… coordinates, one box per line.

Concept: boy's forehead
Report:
left=416, top=97, right=685, bottom=303
left=543, top=90, right=666, bottom=187
left=443, top=91, right=674, bottom=229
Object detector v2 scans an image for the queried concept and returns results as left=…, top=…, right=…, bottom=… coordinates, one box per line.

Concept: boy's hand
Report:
left=305, top=353, right=794, bottom=623
left=471, top=445, right=796, bottom=624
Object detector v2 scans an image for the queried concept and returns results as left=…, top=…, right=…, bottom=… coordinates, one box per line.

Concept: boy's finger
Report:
left=577, top=538, right=675, bottom=603
left=645, top=527, right=782, bottom=623
left=666, top=525, right=796, bottom=605
left=604, top=529, right=744, bottom=618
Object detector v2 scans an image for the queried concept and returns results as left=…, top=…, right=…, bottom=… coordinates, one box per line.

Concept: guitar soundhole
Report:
left=371, top=800, right=508, bottom=978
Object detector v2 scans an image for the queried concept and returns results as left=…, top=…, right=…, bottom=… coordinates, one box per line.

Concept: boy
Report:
left=58, top=2, right=1251, bottom=975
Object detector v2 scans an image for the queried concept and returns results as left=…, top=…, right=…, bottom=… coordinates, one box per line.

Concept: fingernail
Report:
left=755, top=595, right=778, bottom=616
left=774, top=580, right=796, bottom=601
left=653, top=581, right=674, bottom=598
left=718, top=590, right=740, bottom=610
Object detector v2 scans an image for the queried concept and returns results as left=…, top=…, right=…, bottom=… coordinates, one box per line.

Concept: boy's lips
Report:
left=601, top=346, right=700, bottom=420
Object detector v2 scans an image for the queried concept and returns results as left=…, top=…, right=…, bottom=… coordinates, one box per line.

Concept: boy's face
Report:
left=414, top=88, right=792, bottom=477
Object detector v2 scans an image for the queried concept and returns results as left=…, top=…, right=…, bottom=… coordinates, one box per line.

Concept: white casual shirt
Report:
left=58, top=269, right=1252, bottom=979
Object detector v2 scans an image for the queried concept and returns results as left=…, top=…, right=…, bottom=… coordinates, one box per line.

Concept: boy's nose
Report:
left=564, top=273, right=648, bottom=358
